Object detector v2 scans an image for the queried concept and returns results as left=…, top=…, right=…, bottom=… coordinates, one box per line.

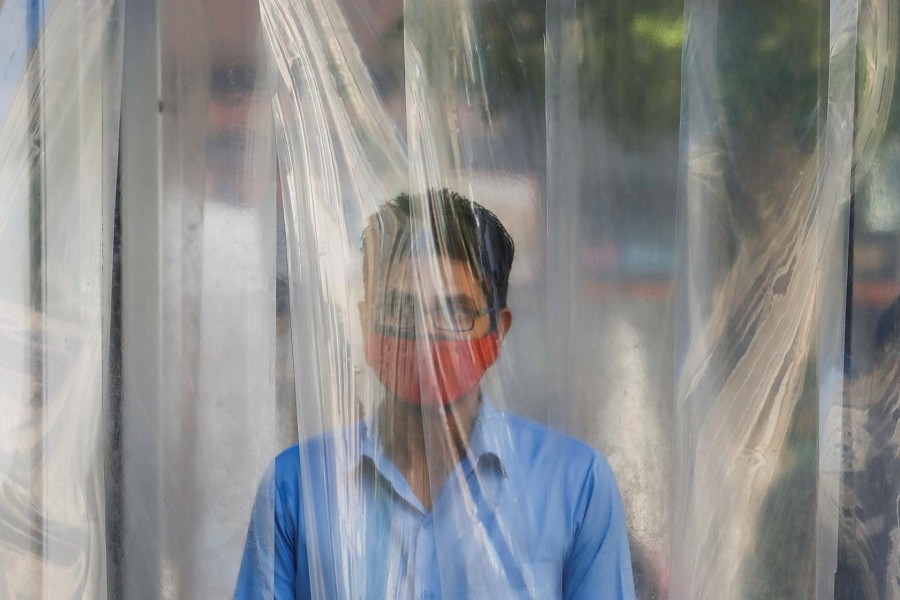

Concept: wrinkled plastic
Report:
left=673, top=0, right=899, bottom=597
left=1, top=0, right=899, bottom=598
left=840, top=0, right=900, bottom=596
left=256, top=0, right=634, bottom=597
left=116, top=1, right=281, bottom=598
left=0, top=1, right=123, bottom=597
left=673, top=0, right=856, bottom=596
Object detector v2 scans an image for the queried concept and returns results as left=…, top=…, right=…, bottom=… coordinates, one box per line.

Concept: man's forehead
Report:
left=371, top=257, right=486, bottom=298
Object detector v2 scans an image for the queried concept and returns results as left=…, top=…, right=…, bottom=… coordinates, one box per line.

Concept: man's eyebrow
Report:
left=443, top=294, right=477, bottom=308
left=378, top=290, right=477, bottom=308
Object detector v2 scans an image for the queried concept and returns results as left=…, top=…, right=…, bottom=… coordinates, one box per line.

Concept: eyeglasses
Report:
left=373, top=297, right=496, bottom=334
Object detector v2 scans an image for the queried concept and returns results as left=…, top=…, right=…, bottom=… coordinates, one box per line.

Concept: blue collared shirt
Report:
left=235, top=401, right=635, bottom=599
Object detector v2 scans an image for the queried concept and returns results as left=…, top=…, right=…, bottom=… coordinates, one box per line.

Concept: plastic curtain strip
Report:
left=839, top=0, right=900, bottom=596
left=1, top=0, right=899, bottom=598
left=0, top=0, right=124, bottom=597
left=672, top=0, right=854, bottom=594
left=254, top=0, right=633, bottom=597
left=117, top=1, right=280, bottom=597
left=672, top=0, right=896, bottom=598
left=545, top=2, right=680, bottom=596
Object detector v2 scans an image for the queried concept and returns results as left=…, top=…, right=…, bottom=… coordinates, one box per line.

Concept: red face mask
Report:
left=365, top=331, right=500, bottom=408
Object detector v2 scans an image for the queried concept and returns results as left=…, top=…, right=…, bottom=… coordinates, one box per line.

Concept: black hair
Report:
left=361, top=188, right=515, bottom=309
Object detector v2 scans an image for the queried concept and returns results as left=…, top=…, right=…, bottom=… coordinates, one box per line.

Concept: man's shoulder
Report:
left=271, top=422, right=367, bottom=481
left=498, top=410, right=591, bottom=448
left=489, top=409, right=614, bottom=479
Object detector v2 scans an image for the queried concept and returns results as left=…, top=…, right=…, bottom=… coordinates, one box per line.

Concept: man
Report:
left=236, top=189, right=635, bottom=599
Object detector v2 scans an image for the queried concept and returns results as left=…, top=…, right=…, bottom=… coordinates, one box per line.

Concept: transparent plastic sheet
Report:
left=0, top=0, right=898, bottom=598
left=545, top=1, right=682, bottom=597
left=0, top=0, right=123, bottom=597
left=840, top=0, right=900, bottom=596
left=117, top=1, right=282, bottom=597
left=671, top=0, right=862, bottom=597
left=250, top=0, right=636, bottom=597
left=247, top=0, right=897, bottom=597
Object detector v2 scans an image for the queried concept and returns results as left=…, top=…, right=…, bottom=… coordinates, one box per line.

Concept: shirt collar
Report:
left=465, top=396, right=507, bottom=475
left=357, top=394, right=509, bottom=478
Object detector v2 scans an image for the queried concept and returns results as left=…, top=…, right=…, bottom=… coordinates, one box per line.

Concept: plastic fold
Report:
left=1, top=0, right=899, bottom=598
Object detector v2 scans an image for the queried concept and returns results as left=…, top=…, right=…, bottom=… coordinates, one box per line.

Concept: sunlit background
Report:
left=0, top=0, right=898, bottom=598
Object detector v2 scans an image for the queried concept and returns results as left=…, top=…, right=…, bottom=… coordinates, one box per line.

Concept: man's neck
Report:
left=378, top=389, right=481, bottom=509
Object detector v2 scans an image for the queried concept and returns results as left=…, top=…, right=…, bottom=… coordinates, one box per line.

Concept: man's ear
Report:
left=497, top=307, right=513, bottom=343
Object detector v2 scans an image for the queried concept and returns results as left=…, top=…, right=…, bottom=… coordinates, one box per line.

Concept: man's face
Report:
left=361, top=255, right=512, bottom=407
left=367, top=257, right=493, bottom=340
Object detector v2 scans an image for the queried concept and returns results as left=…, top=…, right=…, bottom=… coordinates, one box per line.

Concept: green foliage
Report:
left=716, top=0, right=826, bottom=156
left=368, top=0, right=830, bottom=155
left=479, top=0, right=685, bottom=144
left=632, top=13, right=684, bottom=51
left=570, top=0, right=685, bottom=146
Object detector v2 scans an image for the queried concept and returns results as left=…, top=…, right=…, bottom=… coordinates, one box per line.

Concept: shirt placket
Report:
left=411, top=512, right=437, bottom=600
